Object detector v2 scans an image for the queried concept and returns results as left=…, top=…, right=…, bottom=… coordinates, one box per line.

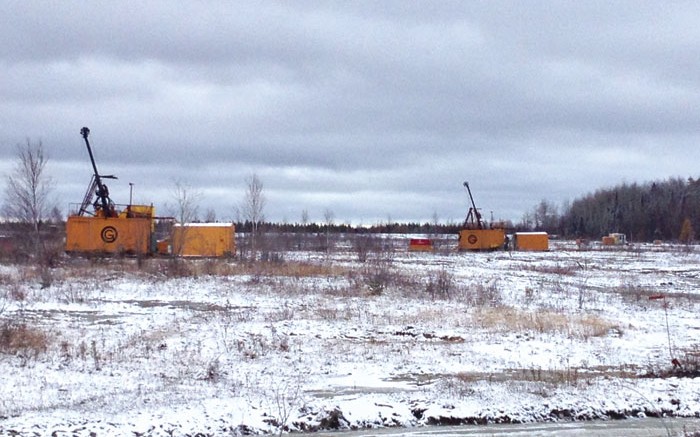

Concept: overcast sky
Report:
left=2, top=1, right=700, bottom=225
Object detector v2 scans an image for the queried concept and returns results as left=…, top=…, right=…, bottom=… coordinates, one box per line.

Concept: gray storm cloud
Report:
left=2, top=1, right=700, bottom=224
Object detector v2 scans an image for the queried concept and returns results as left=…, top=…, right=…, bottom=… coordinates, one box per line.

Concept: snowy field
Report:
left=1, top=238, right=699, bottom=436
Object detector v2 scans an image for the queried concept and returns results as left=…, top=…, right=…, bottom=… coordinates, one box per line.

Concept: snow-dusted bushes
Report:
left=424, top=267, right=456, bottom=299
left=644, top=344, right=700, bottom=378
left=0, top=269, right=52, bottom=363
left=0, top=320, right=49, bottom=361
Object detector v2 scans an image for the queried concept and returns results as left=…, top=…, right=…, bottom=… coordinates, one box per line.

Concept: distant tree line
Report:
left=519, top=177, right=700, bottom=242
left=233, top=220, right=462, bottom=235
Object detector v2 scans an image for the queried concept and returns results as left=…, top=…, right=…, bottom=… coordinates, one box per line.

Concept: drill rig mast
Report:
left=78, top=127, right=117, bottom=217
left=463, top=181, right=484, bottom=229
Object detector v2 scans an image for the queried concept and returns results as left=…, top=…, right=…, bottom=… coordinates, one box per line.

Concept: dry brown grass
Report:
left=244, top=261, right=351, bottom=278
left=0, top=321, right=50, bottom=358
left=472, top=306, right=619, bottom=339
left=54, top=257, right=353, bottom=282
left=521, top=263, right=578, bottom=276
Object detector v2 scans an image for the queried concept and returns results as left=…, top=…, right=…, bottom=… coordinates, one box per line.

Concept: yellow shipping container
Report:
left=602, top=233, right=627, bottom=245
left=514, top=232, right=549, bottom=251
left=602, top=236, right=616, bottom=245
left=458, top=229, right=505, bottom=251
left=65, top=215, right=153, bottom=255
left=171, top=223, right=236, bottom=257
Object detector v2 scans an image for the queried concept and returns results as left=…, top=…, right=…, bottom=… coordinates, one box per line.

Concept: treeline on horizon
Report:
left=234, top=220, right=464, bottom=235
left=235, top=176, right=700, bottom=243
left=557, top=176, right=700, bottom=242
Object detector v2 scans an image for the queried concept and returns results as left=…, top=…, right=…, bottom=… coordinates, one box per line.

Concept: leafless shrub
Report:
left=681, top=346, right=700, bottom=376
left=358, top=261, right=395, bottom=296
left=56, top=283, right=89, bottom=304
left=350, top=234, right=385, bottom=262
left=90, top=339, right=101, bottom=370
left=251, top=373, right=305, bottom=435
left=163, top=257, right=196, bottom=278
left=612, top=283, right=700, bottom=307
left=39, top=234, right=65, bottom=269
left=77, top=340, right=88, bottom=361
left=271, top=378, right=302, bottom=434
left=0, top=320, right=50, bottom=360
left=459, top=281, right=502, bottom=307
left=38, top=265, right=54, bottom=289
left=0, top=272, right=12, bottom=286
left=209, top=301, right=254, bottom=353
left=424, top=268, right=456, bottom=299
left=437, top=372, right=477, bottom=398
left=204, top=357, right=222, bottom=382
left=643, top=344, right=700, bottom=378
left=315, top=307, right=345, bottom=320
left=10, top=266, right=49, bottom=296
left=352, top=235, right=371, bottom=263
left=268, top=304, right=295, bottom=322
left=59, top=338, right=104, bottom=366
left=7, top=281, right=27, bottom=302
left=318, top=280, right=366, bottom=298
left=237, top=333, right=271, bottom=360
left=519, top=366, right=581, bottom=387
left=614, top=283, right=659, bottom=305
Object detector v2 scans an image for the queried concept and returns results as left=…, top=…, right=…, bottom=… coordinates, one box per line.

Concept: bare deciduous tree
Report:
left=323, top=208, right=334, bottom=226
left=169, top=180, right=202, bottom=256
left=204, top=207, right=217, bottom=222
left=323, top=208, right=334, bottom=254
left=241, top=174, right=266, bottom=256
left=171, top=180, right=201, bottom=225
left=3, top=140, right=55, bottom=257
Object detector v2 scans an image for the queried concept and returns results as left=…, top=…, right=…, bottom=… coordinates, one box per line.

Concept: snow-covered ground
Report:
left=1, top=239, right=699, bottom=435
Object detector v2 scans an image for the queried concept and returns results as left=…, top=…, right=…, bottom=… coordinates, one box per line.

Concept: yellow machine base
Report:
left=65, top=216, right=152, bottom=255
left=458, top=229, right=505, bottom=251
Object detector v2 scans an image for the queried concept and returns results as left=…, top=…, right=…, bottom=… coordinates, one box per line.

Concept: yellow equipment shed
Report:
left=170, top=223, right=236, bottom=257
left=65, top=215, right=154, bottom=255
left=602, top=233, right=627, bottom=246
left=514, top=232, right=549, bottom=251
left=458, top=229, right=505, bottom=251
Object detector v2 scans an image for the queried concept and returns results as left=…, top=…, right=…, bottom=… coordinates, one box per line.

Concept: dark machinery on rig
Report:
left=77, top=127, right=118, bottom=218
left=462, top=181, right=485, bottom=230
left=457, top=181, right=506, bottom=251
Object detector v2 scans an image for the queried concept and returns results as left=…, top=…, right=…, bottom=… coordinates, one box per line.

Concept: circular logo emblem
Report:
left=101, top=226, right=118, bottom=243
left=467, top=234, right=478, bottom=244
